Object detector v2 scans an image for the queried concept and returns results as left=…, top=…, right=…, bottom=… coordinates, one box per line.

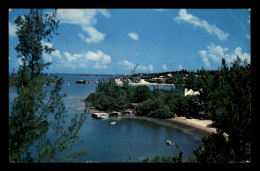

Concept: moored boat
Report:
left=166, top=140, right=174, bottom=146
left=110, top=121, right=116, bottom=125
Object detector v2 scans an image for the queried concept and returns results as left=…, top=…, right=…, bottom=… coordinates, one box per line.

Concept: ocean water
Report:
left=9, top=74, right=203, bottom=162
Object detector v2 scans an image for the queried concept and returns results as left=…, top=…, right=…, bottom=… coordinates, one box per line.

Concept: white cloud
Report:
left=122, top=60, right=136, bottom=70
left=41, top=40, right=53, bottom=49
left=41, top=40, right=61, bottom=62
left=175, top=9, right=229, bottom=41
left=178, top=64, right=183, bottom=70
left=57, top=9, right=110, bottom=26
left=64, top=51, right=82, bottom=61
left=18, top=56, right=25, bottom=66
left=148, top=65, right=153, bottom=71
left=245, top=34, right=250, bottom=40
left=199, top=43, right=251, bottom=67
left=43, top=54, right=53, bottom=62
left=153, top=9, right=168, bottom=12
left=57, top=9, right=110, bottom=43
left=226, top=47, right=250, bottom=63
left=80, top=26, right=105, bottom=43
left=97, top=9, right=111, bottom=18
left=85, top=51, right=101, bottom=61
left=9, top=22, right=17, bottom=37
left=52, top=50, right=112, bottom=70
left=85, top=50, right=111, bottom=63
left=128, top=32, right=139, bottom=41
left=52, top=50, right=61, bottom=58
left=85, top=50, right=111, bottom=69
left=199, top=50, right=210, bottom=68
left=57, top=9, right=90, bottom=25
left=137, top=65, right=153, bottom=72
left=206, top=43, right=227, bottom=63
left=121, top=60, right=153, bottom=72
left=162, top=64, right=167, bottom=70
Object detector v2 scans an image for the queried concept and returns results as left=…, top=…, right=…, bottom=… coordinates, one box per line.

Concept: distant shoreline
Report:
left=115, top=78, right=175, bottom=86
left=128, top=83, right=175, bottom=86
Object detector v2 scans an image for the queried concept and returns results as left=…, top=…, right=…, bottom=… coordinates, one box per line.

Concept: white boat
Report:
left=166, top=140, right=174, bottom=146
left=110, top=121, right=116, bottom=125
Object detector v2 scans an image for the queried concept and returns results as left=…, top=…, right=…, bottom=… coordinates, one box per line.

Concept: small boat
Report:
left=110, top=121, right=116, bottom=125
left=166, top=140, right=174, bottom=146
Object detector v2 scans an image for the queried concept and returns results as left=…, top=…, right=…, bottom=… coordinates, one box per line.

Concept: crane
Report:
left=131, top=64, right=138, bottom=74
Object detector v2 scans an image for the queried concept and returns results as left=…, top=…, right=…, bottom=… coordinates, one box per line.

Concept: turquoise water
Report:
left=9, top=74, right=203, bottom=162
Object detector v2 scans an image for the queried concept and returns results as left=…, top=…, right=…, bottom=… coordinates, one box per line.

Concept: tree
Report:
left=132, top=85, right=151, bottom=103
left=9, top=9, right=88, bottom=162
left=185, top=71, right=200, bottom=91
left=165, top=76, right=176, bottom=84
left=142, top=145, right=183, bottom=163
left=173, top=96, right=189, bottom=117
left=15, top=9, right=59, bottom=80
left=193, top=132, right=231, bottom=163
left=148, top=104, right=175, bottom=118
left=193, top=56, right=251, bottom=162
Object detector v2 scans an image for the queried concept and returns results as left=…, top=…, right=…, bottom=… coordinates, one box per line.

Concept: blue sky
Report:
left=9, top=8, right=251, bottom=74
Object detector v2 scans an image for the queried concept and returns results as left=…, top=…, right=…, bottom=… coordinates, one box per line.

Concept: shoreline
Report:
left=129, top=83, right=175, bottom=86
left=87, top=108, right=217, bottom=138
left=115, top=78, right=175, bottom=86
left=166, top=116, right=217, bottom=135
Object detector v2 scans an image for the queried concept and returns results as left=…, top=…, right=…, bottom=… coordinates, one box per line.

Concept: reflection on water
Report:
left=9, top=74, right=204, bottom=162
left=79, top=116, right=202, bottom=162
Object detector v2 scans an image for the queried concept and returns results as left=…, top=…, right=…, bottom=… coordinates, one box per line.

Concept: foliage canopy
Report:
left=9, top=9, right=88, bottom=162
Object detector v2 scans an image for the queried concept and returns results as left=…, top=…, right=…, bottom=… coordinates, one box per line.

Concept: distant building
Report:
left=184, top=88, right=200, bottom=97
left=152, top=77, right=164, bottom=80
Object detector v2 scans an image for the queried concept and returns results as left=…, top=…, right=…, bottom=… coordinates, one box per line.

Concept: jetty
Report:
left=76, top=80, right=86, bottom=84
left=91, top=109, right=136, bottom=119
left=76, top=80, right=100, bottom=84
left=92, top=113, right=109, bottom=119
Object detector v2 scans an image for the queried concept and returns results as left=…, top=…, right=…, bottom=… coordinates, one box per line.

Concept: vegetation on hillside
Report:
left=85, top=56, right=251, bottom=163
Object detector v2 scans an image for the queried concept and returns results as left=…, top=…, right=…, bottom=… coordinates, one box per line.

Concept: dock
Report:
left=92, top=112, right=109, bottom=119
left=91, top=109, right=136, bottom=119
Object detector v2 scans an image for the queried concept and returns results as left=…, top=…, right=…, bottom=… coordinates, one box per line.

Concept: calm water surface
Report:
left=9, top=74, right=203, bottom=162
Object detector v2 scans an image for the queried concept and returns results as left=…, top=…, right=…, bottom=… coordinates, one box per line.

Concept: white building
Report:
left=184, top=88, right=200, bottom=97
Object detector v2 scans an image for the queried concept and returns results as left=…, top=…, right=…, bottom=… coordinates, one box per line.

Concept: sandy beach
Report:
left=87, top=105, right=218, bottom=137
left=165, top=116, right=229, bottom=142
left=87, top=106, right=231, bottom=141
left=167, top=116, right=217, bottom=135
